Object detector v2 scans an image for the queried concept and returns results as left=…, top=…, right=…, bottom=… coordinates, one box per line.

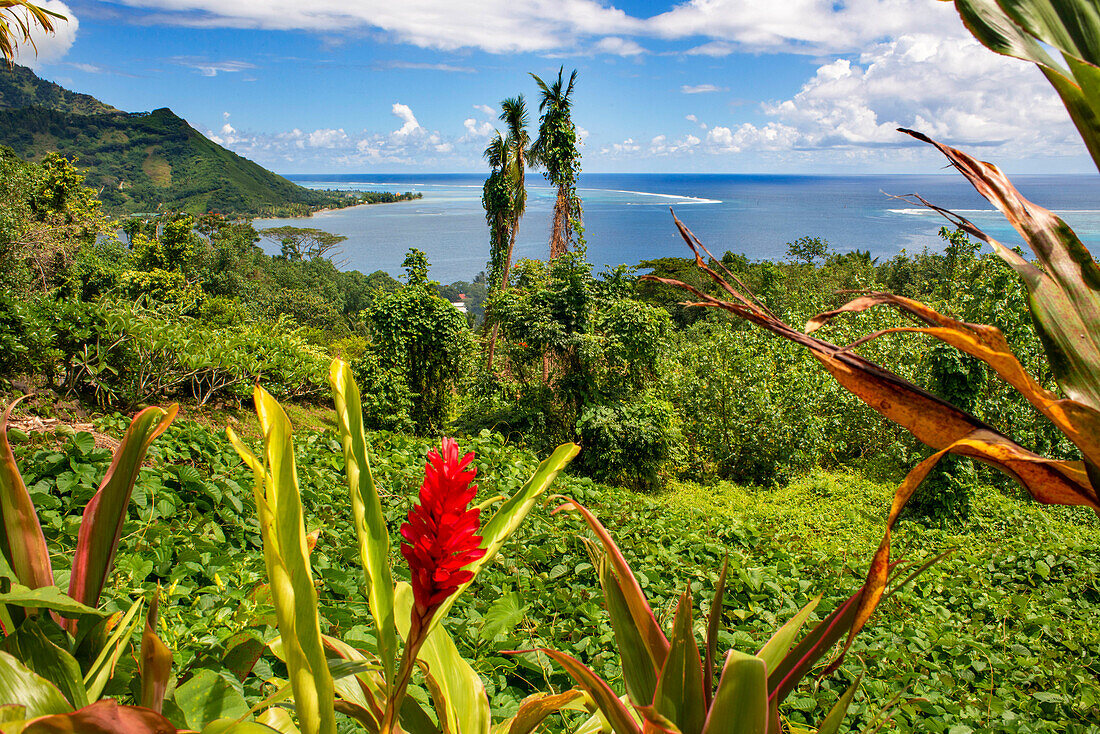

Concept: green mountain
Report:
left=0, top=65, right=346, bottom=216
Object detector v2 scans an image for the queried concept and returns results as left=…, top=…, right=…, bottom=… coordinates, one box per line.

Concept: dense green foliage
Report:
left=6, top=418, right=1096, bottom=732
left=0, top=63, right=119, bottom=114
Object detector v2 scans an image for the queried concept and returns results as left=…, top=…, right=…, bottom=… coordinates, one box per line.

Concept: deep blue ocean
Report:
left=253, top=173, right=1100, bottom=284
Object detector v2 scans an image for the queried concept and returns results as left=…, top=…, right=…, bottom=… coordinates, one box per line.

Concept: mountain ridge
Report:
left=0, top=65, right=349, bottom=216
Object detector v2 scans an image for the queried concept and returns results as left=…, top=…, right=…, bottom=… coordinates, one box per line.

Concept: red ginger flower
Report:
left=400, top=438, right=486, bottom=627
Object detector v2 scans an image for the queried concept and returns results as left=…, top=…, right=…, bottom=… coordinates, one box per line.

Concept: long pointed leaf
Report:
left=0, top=651, right=72, bottom=718
left=229, top=387, right=335, bottom=734
left=328, top=360, right=396, bottom=686
left=554, top=500, right=669, bottom=672
left=21, top=699, right=178, bottom=734
left=68, top=404, right=178, bottom=624
left=528, top=648, right=641, bottom=734
left=701, top=651, right=767, bottom=734
left=755, top=595, right=821, bottom=676
left=0, top=398, right=54, bottom=593
left=2, top=617, right=86, bottom=709
left=140, top=588, right=171, bottom=714
left=651, top=591, right=706, bottom=734
left=703, top=558, right=727, bottom=711
left=500, top=690, right=585, bottom=734
left=83, top=598, right=143, bottom=702
left=598, top=555, right=658, bottom=708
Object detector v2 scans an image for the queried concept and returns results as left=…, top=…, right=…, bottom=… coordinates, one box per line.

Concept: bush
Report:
left=575, top=394, right=678, bottom=491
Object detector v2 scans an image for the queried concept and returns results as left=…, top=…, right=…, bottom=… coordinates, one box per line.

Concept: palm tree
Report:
left=482, top=131, right=512, bottom=292
left=531, top=68, right=581, bottom=259
left=499, top=96, right=530, bottom=280
left=1, top=1, right=65, bottom=65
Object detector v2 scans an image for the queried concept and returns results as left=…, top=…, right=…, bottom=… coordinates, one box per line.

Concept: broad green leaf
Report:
left=0, top=398, right=55, bottom=593
left=83, top=598, right=143, bottom=703
left=395, top=583, right=490, bottom=734
left=328, top=359, right=396, bottom=686
left=256, top=707, right=300, bottom=734
left=755, top=595, right=820, bottom=675
left=651, top=592, right=706, bottom=734
left=816, top=675, right=861, bottom=734
left=598, top=556, right=657, bottom=708
left=21, top=699, right=178, bottom=734
left=229, top=385, right=336, bottom=734
left=702, top=651, right=767, bottom=734
left=174, top=669, right=249, bottom=732
left=428, top=442, right=580, bottom=634
left=314, top=635, right=384, bottom=716
left=0, top=651, right=72, bottom=719
left=1, top=618, right=86, bottom=709
left=67, top=404, right=178, bottom=621
left=479, top=592, right=526, bottom=642
left=534, top=648, right=641, bottom=734
left=0, top=585, right=106, bottom=619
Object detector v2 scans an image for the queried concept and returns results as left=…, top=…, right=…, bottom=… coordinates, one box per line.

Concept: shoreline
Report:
left=305, top=196, right=422, bottom=218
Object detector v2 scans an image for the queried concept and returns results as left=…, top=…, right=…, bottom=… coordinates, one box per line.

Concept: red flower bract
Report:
left=400, top=437, right=487, bottom=624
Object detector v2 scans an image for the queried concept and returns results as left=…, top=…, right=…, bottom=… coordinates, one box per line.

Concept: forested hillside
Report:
left=0, top=65, right=360, bottom=216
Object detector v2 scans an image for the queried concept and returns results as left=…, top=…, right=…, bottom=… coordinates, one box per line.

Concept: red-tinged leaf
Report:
left=0, top=398, right=54, bottom=592
left=520, top=649, right=641, bottom=734
left=504, top=690, right=586, bottom=734
left=67, top=405, right=178, bottom=626
left=899, top=128, right=1100, bottom=414
left=22, top=699, right=176, bottom=734
left=767, top=589, right=862, bottom=705
left=554, top=500, right=669, bottom=668
left=651, top=591, right=706, bottom=734
left=599, top=555, right=659, bottom=708
left=704, top=558, right=728, bottom=709
left=140, top=588, right=171, bottom=714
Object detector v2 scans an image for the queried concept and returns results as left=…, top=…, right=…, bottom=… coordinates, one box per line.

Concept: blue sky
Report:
left=16, top=0, right=1095, bottom=174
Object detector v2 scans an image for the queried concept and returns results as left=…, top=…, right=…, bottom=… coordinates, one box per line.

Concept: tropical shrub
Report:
left=0, top=398, right=178, bottom=731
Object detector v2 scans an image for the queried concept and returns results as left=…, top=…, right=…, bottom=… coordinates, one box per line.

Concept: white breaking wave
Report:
left=581, top=187, right=721, bottom=204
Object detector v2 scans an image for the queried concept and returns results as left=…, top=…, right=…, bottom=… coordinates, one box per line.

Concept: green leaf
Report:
left=0, top=651, right=72, bottom=719
left=598, top=556, right=658, bottom=708
left=0, top=585, right=107, bottom=619
left=428, top=442, right=580, bottom=634
left=479, top=592, right=526, bottom=642
left=815, top=675, right=860, bottom=734
left=83, top=597, right=143, bottom=703
left=140, top=588, right=171, bottom=714
left=395, top=583, right=490, bottom=734
left=651, top=591, right=706, bottom=734
left=174, top=669, right=249, bottom=732
left=702, top=651, right=767, bottom=734
left=328, top=359, right=396, bottom=686
left=755, top=595, right=820, bottom=676
left=703, top=558, right=728, bottom=710
left=497, top=690, right=586, bottom=734
left=67, top=404, right=178, bottom=622
left=228, top=384, right=336, bottom=734
left=1, top=617, right=87, bottom=709
left=201, top=720, right=283, bottom=734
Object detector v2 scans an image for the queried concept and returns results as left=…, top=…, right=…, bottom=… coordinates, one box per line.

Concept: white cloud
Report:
left=308, top=128, right=349, bottom=147
left=462, top=117, right=495, bottom=141
left=600, top=137, right=641, bottom=156
left=473, top=104, right=496, bottom=117
left=172, top=57, right=256, bottom=76
left=648, top=0, right=961, bottom=55
left=12, top=0, right=77, bottom=68
left=391, top=103, right=422, bottom=139
left=382, top=60, right=476, bottom=73
left=594, top=36, right=645, bottom=56
left=113, top=0, right=643, bottom=54
left=681, top=84, right=725, bottom=94
left=755, top=34, right=1078, bottom=155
